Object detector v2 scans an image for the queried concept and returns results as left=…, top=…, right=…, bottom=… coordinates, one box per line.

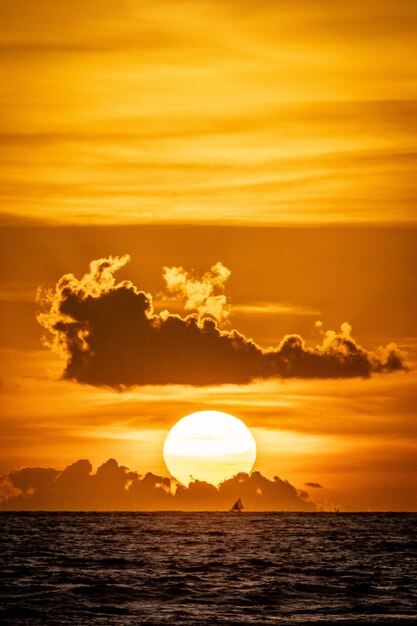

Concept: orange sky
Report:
left=0, top=1, right=416, bottom=511
left=1, top=0, right=417, bottom=226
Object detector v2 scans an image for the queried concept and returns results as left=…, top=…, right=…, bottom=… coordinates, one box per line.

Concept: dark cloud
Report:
left=0, top=459, right=316, bottom=512
left=304, top=482, right=323, bottom=489
left=5, top=466, right=58, bottom=494
left=36, top=256, right=407, bottom=388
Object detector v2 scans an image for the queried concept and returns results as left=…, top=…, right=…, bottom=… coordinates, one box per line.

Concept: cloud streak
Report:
left=0, top=458, right=316, bottom=511
left=36, top=256, right=407, bottom=388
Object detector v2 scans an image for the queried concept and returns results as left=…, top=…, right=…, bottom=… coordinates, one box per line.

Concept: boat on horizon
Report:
left=230, top=497, right=244, bottom=512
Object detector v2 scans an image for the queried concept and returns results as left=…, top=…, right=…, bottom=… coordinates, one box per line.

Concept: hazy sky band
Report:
left=1, top=0, right=416, bottom=225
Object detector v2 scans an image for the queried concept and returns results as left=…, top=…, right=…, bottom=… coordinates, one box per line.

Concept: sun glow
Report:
left=163, top=410, right=257, bottom=486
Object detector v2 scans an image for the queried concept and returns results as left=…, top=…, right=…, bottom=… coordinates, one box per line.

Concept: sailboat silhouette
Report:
left=230, top=497, right=244, bottom=512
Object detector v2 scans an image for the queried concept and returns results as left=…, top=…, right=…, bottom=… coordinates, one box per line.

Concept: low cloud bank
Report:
left=36, top=256, right=407, bottom=388
left=0, top=458, right=316, bottom=511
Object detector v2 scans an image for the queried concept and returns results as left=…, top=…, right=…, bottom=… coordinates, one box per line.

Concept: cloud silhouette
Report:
left=0, top=459, right=316, bottom=511
left=36, top=255, right=407, bottom=388
left=304, top=482, right=323, bottom=489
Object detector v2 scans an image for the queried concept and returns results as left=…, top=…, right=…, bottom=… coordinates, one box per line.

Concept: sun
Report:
left=163, top=410, right=257, bottom=486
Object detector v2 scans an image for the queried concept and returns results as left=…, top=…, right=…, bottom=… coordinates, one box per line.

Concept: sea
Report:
left=1, top=512, right=416, bottom=625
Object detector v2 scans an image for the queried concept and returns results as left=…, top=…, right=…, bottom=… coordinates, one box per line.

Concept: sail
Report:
left=230, top=498, right=244, bottom=512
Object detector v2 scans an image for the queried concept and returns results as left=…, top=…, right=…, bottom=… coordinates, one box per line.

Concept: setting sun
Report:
left=163, top=410, right=257, bottom=486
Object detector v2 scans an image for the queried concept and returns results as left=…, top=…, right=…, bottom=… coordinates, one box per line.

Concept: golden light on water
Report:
left=163, top=410, right=257, bottom=486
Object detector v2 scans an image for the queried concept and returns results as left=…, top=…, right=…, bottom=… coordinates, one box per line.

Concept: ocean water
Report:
left=1, top=512, right=416, bottom=625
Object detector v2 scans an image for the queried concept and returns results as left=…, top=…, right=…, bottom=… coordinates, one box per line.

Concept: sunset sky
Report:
left=1, top=0, right=416, bottom=511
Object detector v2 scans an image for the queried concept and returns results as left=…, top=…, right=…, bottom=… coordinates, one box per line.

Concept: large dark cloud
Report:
left=36, top=256, right=407, bottom=388
left=0, top=458, right=316, bottom=512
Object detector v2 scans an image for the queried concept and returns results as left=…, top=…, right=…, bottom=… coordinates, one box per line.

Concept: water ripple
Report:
left=1, top=512, right=416, bottom=624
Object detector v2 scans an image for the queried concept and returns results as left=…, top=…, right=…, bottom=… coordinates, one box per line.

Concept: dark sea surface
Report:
left=1, top=512, right=417, bottom=625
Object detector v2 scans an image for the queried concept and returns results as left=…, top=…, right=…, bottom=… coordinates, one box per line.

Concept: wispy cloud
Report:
left=161, top=262, right=231, bottom=323
left=1, top=0, right=416, bottom=225
left=233, top=302, right=320, bottom=317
